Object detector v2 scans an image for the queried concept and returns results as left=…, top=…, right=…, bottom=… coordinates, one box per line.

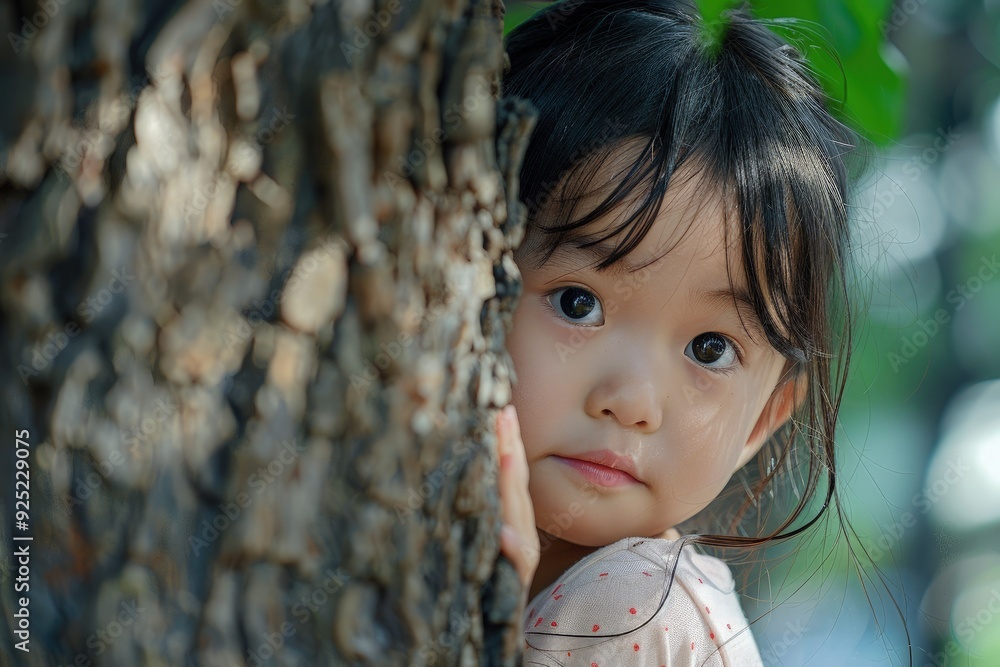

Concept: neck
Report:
left=527, top=527, right=685, bottom=602
left=528, top=531, right=600, bottom=602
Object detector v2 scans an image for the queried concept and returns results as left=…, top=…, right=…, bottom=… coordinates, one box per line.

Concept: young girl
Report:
left=493, top=1, right=857, bottom=664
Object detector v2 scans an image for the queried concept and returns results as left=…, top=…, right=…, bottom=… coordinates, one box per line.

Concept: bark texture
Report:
left=0, top=0, right=535, bottom=664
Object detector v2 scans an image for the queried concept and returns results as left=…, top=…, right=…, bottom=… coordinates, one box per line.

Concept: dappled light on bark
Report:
left=1, top=0, right=535, bottom=664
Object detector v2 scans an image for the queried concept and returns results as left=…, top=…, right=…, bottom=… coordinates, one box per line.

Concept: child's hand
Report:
left=496, top=405, right=540, bottom=590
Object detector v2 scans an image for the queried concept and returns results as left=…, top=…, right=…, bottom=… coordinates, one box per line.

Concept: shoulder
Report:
left=523, top=537, right=735, bottom=623
left=522, top=537, right=763, bottom=666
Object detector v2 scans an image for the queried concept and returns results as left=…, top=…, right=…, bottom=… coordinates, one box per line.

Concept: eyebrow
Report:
left=699, top=287, right=768, bottom=342
left=545, top=241, right=647, bottom=278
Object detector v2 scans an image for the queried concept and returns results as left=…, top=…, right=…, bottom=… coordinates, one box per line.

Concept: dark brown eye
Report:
left=686, top=333, right=738, bottom=369
left=560, top=287, right=596, bottom=319
left=691, top=333, right=726, bottom=363
left=547, top=286, right=604, bottom=325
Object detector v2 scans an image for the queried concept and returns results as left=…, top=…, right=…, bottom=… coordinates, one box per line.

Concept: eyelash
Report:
left=700, top=344, right=742, bottom=375
left=540, top=285, right=746, bottom=371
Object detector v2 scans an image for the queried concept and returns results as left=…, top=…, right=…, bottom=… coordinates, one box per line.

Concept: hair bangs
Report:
left=706, top=12, right=854, bottom=366
left=504, top=3, right=714, bottom=273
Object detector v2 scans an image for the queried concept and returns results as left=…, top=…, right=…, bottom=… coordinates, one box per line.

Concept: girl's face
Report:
left=506, top=167, right=800, bottom=547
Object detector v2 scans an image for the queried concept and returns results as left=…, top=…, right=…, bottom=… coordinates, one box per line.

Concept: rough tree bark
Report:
left=0, top=0, right=535, bottom=664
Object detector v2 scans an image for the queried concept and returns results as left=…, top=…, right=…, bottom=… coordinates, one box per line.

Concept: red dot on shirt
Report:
left=591, top=663, right=598, bottom=667
left=599, top=572, right=608, bottom=577
left=664, top=626, right=669, bottom=631
left=592, top=624, right=600, bottom=632
left=710, top=632, right=716, bottom=639
left=705, top=606, right=711, bottom=613
left=633, top=643, right=640, bottom=652
left=551, top=621, right=558, bottom=627
left=534, top=617, right=543, bottom=628
left=642, top=571, right=651, bottom=576
left=553, top=595, right=562, bottom=600
left=691, top=642, right=695, bottom=650
left=629, top=607, right=637, bottom=614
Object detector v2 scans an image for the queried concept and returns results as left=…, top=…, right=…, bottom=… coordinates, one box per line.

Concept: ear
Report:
left=735, top=366, right=808, bottom=470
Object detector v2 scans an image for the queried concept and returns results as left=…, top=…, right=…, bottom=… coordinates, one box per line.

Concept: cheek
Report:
left=675, top=396, right=743, bottom=453
left=657, top=422, right=741, bottom=508
left=678, top=373, right=771, bottom=447
left=505, top=301, right=573, bottom=459
left=507, top=301, right=558, bottom=406
left=664, top=382, right=763, bottom=484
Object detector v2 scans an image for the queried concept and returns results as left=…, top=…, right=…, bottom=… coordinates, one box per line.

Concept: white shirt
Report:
left=522, top=537, right=763, bottom=666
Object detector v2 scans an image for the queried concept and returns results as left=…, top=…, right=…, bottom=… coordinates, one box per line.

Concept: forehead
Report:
left=519, top=145, right=743, bottom=282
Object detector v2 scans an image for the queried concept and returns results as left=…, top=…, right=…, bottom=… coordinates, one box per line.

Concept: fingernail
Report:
left=507, top=405, right=518, bottom=431
left=502, top=405, right=515, bottom=428
left=497, top=412, right=509, bottom=454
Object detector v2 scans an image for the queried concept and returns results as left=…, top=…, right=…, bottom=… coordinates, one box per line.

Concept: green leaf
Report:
left=695, top=0, right=741, bottom=53
left=503, top=2, right=546, bottom=36
left=750, top=0, right=907, bottom=145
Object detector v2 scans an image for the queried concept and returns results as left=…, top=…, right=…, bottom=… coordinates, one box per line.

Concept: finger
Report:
left=498, top=408, right=529, bottom=502
left=498, top=405, right=528, bottom=469
left=496, top=407, right=539, bottom=583
left=501, top=523, right=539, bottom=587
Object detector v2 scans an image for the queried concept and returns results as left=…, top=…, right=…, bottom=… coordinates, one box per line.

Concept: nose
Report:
left=584, top=372, right=664, bottom=433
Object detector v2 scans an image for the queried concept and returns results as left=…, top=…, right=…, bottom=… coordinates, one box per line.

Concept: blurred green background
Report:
left=505, top=1, right=1000, bottom=665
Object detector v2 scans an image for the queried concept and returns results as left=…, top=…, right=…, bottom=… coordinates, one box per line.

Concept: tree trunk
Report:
left=0, top=0, right=535, bottom=664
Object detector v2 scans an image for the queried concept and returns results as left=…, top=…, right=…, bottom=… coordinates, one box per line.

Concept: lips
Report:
left=553, top=449, right=644, bottom=487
